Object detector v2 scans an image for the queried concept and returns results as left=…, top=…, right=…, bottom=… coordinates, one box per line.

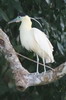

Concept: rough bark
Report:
left=0, top=29, right=66, bottom=91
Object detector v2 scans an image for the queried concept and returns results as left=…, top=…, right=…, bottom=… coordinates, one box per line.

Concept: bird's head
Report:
left=8, top=13, right=42, bottom=28
left=8, top=13, right=31, bottom=24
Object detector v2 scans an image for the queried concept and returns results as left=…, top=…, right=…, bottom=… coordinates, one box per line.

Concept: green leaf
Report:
left=45, top=0, right=50, bottom=4
left=57, top=42, right=64, bottom=55
left=11, top=0, right=22, bottom=12
left=0, top=8, right=9, bottom=21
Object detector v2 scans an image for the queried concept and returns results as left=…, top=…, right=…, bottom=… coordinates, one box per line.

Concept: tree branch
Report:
left=0, top=29, right=66, bottom=91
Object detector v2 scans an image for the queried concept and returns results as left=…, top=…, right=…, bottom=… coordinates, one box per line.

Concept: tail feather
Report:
left=46, top=56, right=54, bottom=63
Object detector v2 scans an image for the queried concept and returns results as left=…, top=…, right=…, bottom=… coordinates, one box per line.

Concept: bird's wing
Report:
left=32, top=28, right=54, bottom=54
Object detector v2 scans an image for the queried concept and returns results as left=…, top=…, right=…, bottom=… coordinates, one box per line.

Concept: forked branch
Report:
left=0, top=29, right=66, bottom=91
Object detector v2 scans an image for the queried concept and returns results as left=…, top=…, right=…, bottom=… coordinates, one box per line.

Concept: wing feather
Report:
left=32, top=28, right=54, bottom=56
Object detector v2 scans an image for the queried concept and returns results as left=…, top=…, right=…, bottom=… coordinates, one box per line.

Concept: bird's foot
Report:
left=36, top=71, right=40, bottom=74
left=35, top=72, right=39, bottom=76
left=43, top=69, right=46, bottom=75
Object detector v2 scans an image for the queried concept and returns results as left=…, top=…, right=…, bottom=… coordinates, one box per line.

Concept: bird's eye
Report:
left=19, top=16, right=20, bottom=18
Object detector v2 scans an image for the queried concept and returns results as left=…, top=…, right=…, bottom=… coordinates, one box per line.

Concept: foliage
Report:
left=0, top=0, right=66, bottom=100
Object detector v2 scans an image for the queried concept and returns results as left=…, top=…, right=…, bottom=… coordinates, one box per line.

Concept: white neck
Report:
left=19, top=16, right=32, bottom=31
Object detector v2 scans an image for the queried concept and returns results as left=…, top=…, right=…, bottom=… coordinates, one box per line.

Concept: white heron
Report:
left=8, top=13, right=54, bottom=73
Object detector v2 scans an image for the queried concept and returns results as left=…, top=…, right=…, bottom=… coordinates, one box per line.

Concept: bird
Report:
left=8, top=13, right=54, bottom=73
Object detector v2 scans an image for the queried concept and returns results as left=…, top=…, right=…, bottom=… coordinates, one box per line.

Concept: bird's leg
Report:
left=36, top=55, right=39, bottom=73
left=43, top=58, right=46, bottom=73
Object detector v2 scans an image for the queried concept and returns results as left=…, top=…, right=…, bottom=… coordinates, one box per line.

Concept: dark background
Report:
left=0, top=0, right=66, bottom=100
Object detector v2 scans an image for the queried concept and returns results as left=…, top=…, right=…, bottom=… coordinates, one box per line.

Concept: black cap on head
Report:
left=18, top=12, right=26, bottom=17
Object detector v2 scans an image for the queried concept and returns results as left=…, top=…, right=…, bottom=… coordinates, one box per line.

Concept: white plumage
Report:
left=8, top=15, right=54, bottom=73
